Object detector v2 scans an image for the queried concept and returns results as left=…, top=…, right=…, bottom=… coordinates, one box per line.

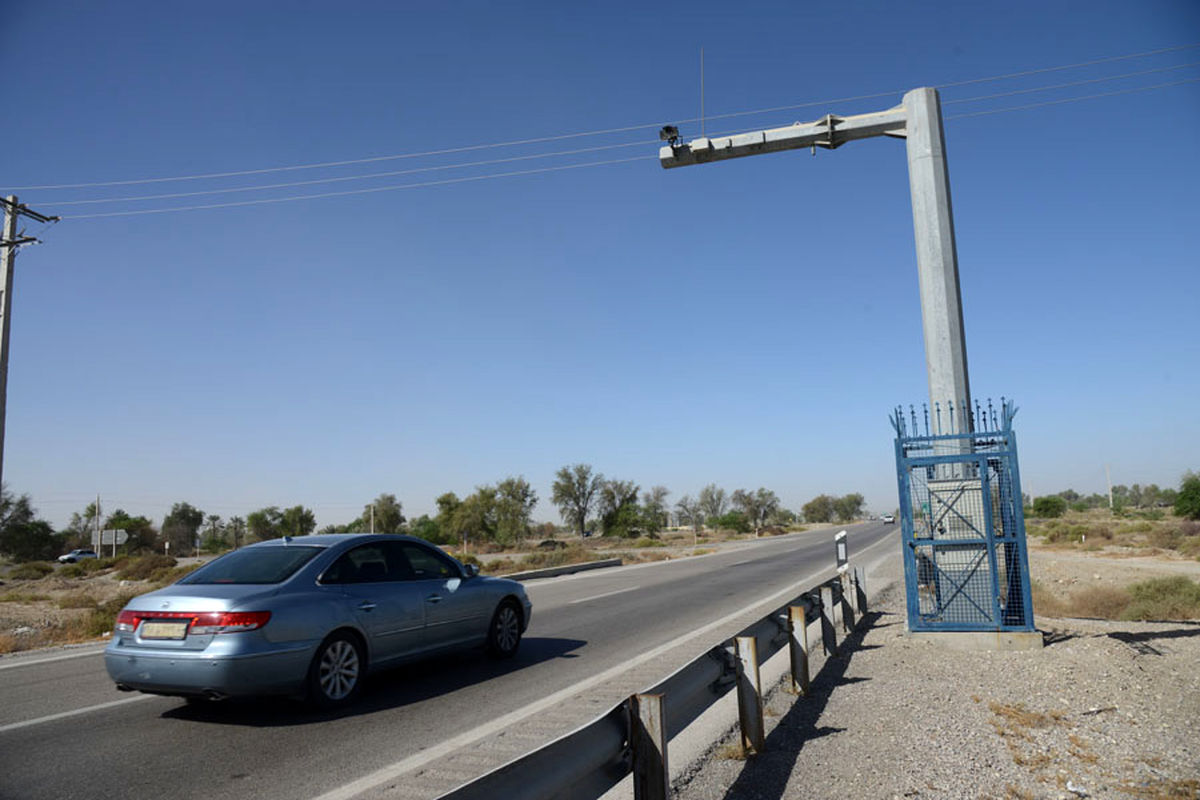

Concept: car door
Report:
left=321, top=542, right=425, bottom=665
left=399, top=542, right=491, bottom=650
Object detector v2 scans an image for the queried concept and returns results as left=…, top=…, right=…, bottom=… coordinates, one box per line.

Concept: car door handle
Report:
left=425, top=594, right=442, bottom=604
left=357, top=601, right=377, bottom=612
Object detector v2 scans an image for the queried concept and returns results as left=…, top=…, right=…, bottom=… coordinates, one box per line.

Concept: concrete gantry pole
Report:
left=0, top=197, right=19, bottom=493
left=903, top=88, right=971, bottom=431
left=659, top=88, right=973, bottom=430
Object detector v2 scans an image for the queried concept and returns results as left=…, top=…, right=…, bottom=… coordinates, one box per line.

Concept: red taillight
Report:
left=189, top=611, right=271, bottom=635
left=114, top=610, right=271, bottom=635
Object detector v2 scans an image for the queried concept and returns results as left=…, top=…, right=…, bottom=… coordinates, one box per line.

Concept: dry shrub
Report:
left=0, top=591, right=51, bottom=603
left=57, top=591, right=98, bottom=609
left=1121, top=576, right=1200, bottom=621
left=1071, top=585, right=1132, bottom=619
left=117, top=554, right=176, bottom=581
left=0, top=632, right=16, bottom=654
left=9, top=562, right=54, bottom=580
left=1033, top=581, right=1131, bottom=620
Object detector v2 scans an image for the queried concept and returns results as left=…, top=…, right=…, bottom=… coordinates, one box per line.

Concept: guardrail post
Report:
left=733, top=636, right=766, bottom=755
left=787, top=604, right=810, bottom=697
left=840, top=569, right=857, bottom=633
left=819, top=584, right=838, bottom=655
left=629, top=693, right=669, bottom=800
left=856, top=566, right=869, bottom=615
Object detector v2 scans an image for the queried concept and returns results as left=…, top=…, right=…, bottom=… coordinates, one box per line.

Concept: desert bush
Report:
left=1032, top=496, right=1068, bottom=518
left=58, top=563, right=87, bottom=578
left=1148, top=527, right=1183, bottom=551
left=1121, top=576, right=1200, bottom=621
left=0, top=591, right=50, bottom=603
left=9, top=562, right=54, bottom=580
left=631, top=537, right=663, bottom=549
left=117, top=554, right=177, bottom=581
left=1070, top=585, right=1132, bottom=619
left=83, top=593, right=139, bottom=637
left=57, top=591, right=98, bottom=609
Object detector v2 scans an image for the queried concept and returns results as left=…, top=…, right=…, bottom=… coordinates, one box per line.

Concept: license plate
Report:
left=140, top=621, right=189, bottom=640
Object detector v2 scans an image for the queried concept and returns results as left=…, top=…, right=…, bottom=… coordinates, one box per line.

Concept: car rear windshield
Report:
left=179, top=546, right=323, bottom=584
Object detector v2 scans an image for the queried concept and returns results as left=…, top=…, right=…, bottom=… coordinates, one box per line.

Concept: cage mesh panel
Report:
left=896, top=421, right=1033, bottom=632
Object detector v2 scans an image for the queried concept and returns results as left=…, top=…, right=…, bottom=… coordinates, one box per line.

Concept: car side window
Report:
left=399, top=543, right=459, bottom=580
left=322, top=543, right=413, bottom=584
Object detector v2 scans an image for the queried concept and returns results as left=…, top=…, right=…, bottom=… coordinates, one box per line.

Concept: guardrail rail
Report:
left=439, top=557, right=871, bottom=800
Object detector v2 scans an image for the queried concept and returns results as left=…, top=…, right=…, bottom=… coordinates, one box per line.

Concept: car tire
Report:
left=307, top=631, right=365, bottom=708
left=486, top=600, right=522, bottom=659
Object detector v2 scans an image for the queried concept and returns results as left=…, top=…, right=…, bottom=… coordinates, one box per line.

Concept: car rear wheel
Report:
left=308, top=632, right=364, bottom=708
left=487, top=600, right=522, bottom=659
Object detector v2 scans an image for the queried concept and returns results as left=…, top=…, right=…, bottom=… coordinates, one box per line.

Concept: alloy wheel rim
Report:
left=495, top=606, right=519, bottom=652
left=319, top=640, right=360, bottom=700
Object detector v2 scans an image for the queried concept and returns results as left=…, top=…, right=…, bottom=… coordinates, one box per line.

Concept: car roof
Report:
left=246, top=533, right=435, bottom=549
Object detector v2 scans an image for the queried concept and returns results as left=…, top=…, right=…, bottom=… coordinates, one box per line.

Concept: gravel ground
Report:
left=673, top=557, right=1200, bottom=800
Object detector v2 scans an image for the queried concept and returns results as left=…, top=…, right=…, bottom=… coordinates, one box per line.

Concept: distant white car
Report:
left=881, top=514, right=896, bottom=524
left=59, top=549, right=99, bottom=563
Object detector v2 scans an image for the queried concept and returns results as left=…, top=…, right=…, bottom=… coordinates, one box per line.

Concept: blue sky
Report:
left=3, top=1, right=1198, bottom=530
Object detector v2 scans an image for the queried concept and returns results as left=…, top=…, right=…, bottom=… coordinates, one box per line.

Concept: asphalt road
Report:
left=0, top=523, right=896, bottom=800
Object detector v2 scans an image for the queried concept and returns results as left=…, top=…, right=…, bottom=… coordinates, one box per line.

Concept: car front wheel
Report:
left=308, top=632, right=365, bottom=708
left=487, top=600, right=522, bottom=659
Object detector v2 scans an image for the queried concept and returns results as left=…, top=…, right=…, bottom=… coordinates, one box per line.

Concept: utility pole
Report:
left=0, top=196, right=59, bottom=494
left=659, top=88, right=971, bottom=430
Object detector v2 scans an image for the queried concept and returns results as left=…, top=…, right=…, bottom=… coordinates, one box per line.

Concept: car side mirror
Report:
left=462, top=563, right=480, bottom=579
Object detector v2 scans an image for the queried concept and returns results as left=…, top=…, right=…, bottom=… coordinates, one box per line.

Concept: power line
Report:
left=48, top=60, right=1200, bottom=209
left=943, top=60, right=1200, bottom=105
left=56, top=76, right=1200, bottom=220
left=12, top=41, right=1198, bottom=193
left=63, top=155, right=655, bottom=219
left=49, top=138, right=657, bottom=206
left=944, top=77, right=1200, bottom=120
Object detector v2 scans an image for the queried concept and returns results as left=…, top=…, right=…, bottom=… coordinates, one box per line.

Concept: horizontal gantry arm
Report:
left=659, top=105, right=907, bottom=168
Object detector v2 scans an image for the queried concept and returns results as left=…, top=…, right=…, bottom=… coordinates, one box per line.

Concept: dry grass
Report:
left=56, top=591, right=99, bottom=609
left=1116, top=778, right=1200, bottom=799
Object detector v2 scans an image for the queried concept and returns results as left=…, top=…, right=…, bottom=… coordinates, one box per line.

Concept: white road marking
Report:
left=730, top=559, right=752, bottom=566
left=568, top=586, right=639, bottom=605
left=0, top=695, right=154, bottom=735
left=0, top=645, right=105, bottom=672
left=311, top=543, right=885, bottom=800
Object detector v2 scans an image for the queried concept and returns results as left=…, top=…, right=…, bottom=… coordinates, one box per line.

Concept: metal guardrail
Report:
left=439, top=559, right=870, bottom=800
left=504, top=558, right=624, bottom=582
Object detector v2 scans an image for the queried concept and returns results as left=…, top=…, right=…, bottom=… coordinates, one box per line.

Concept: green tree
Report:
left=1175, top=471, right=1200, bottom=521
left=834, top=493, right=865, bottom=523
left=711, top=510, right=751, bottom=534
left=0, top=489, right=56, bottom=562
left=447, top=487, right=498, bottom=549
left=598, top=478, right=640, bottom=538
left=495, top=477, right=537, bottom=545
left=247, top=506, right=283, bottom=541
left=365, top=493, right=406, bottom=533
left=698, top=484, right=728, bottom=522
left=62, top=501, right=101, bottom=550
left=105, top=509, right=157, bottom=554
left=162, top=501, right=205, bottom=554
left=552, top=464, right=602, bottom=537
left=280, top=505, right=316, bottom=537
left=640, top=486, right=670, bottom=534
left=409, top=514, right=445, bottom=544
left=1032, top=495, right=1068, bottom=518
left=732, top=488, right=780, bottom=534
left=226, top=516, right=245, bottom=549
left=803, top=494, right=835, bottom=524
left=675, top=495, right=703, bottom=532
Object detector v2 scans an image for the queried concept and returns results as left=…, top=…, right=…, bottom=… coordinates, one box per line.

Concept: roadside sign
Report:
left=835, top=530, right=848, bottom=573
left=100, top=529, right=128, bottom=545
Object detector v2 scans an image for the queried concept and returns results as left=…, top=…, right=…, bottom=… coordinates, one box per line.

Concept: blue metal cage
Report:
left=891, top=398, right=1035, bottom=633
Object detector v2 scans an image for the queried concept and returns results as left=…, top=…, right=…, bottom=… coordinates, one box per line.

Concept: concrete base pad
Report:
left=905, top=630, right=1045, bottom=651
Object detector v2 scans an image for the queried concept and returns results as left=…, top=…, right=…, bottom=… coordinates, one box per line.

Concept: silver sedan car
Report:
left=105, top=534, right=532, bottom=707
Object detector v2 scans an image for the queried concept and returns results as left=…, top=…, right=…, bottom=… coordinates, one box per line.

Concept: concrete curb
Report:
left=503, top=558, right=623, bottom=582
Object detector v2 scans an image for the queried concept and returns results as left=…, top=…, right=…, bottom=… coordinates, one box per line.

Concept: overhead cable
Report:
left=13, top=41, right=1198, bottom=193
